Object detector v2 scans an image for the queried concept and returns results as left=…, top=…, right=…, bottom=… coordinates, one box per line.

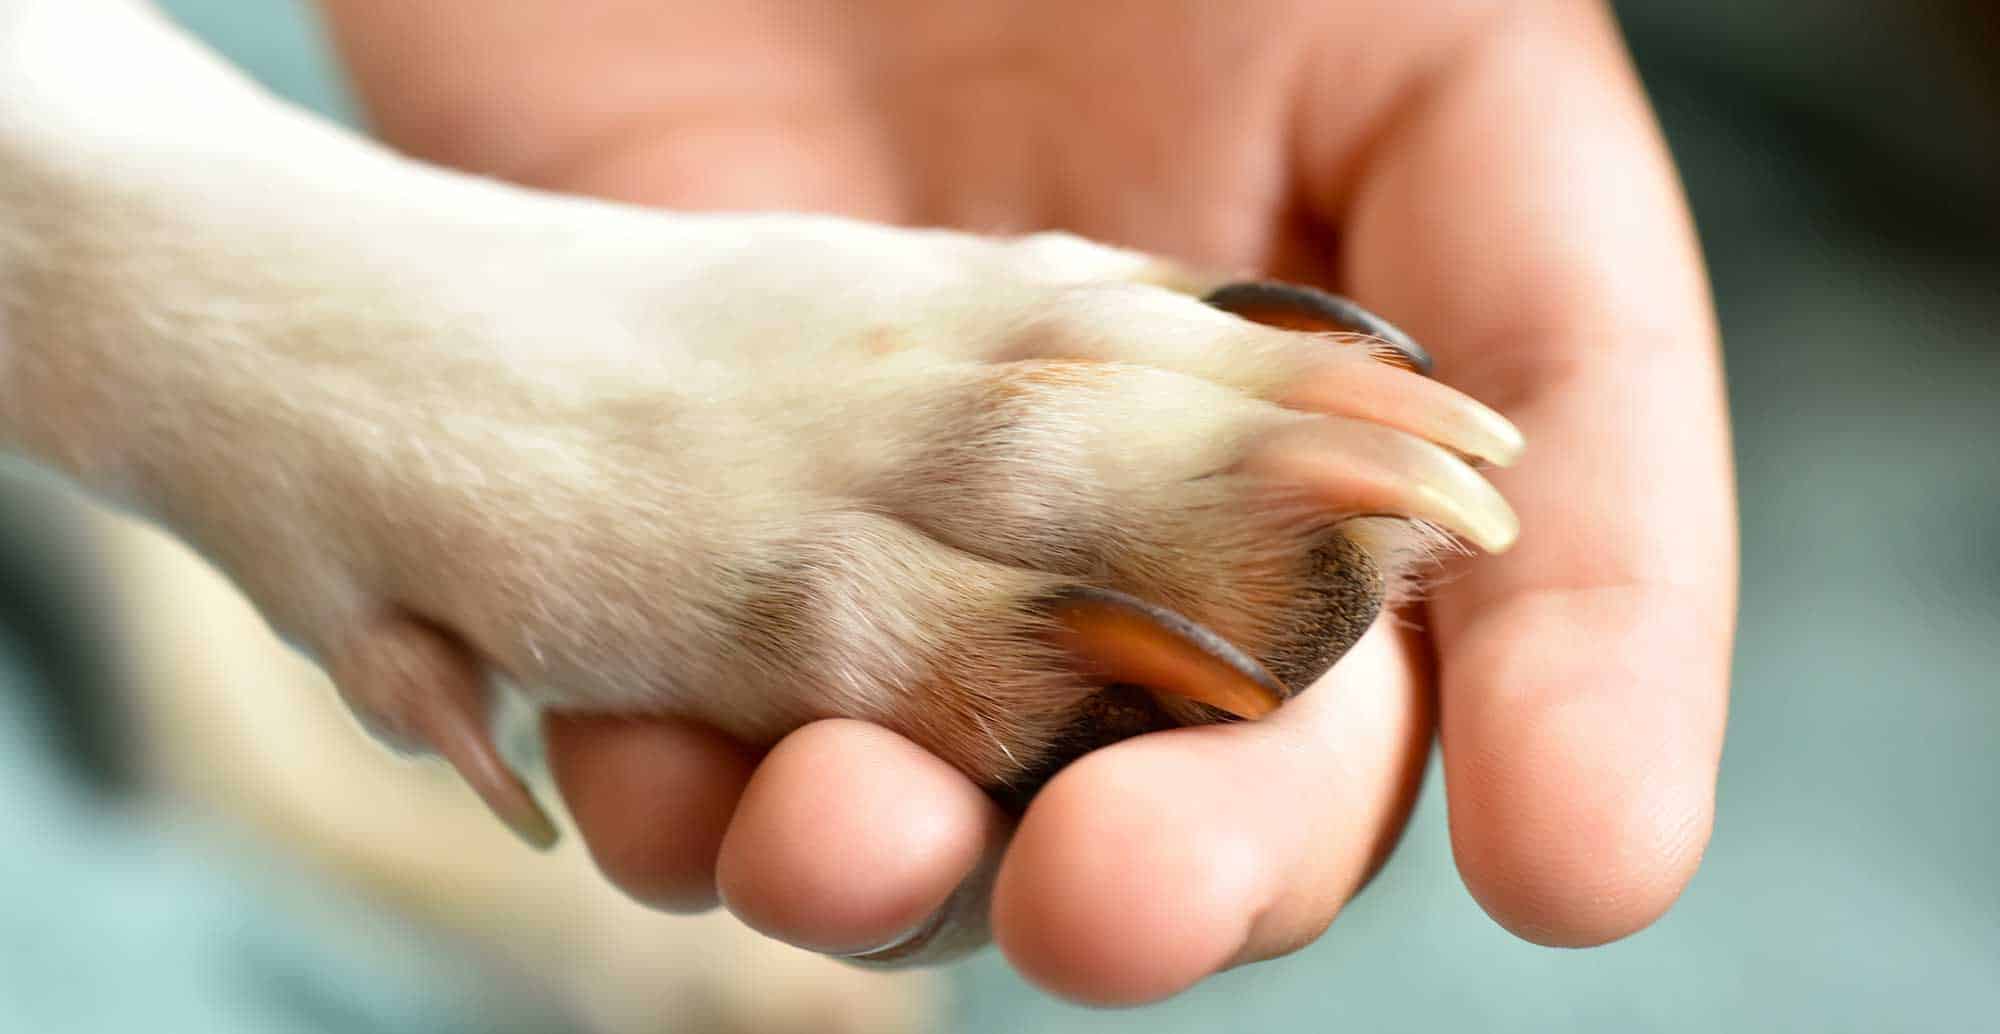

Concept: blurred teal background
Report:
left=2, top=1, right=1994, bottom=1031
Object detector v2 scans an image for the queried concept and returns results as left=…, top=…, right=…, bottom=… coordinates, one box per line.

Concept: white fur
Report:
left=1, top=0, right=1479, bottom=789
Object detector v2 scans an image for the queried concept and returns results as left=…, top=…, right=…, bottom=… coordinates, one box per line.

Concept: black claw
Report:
left=1202, top=280, right=1435, bottom=376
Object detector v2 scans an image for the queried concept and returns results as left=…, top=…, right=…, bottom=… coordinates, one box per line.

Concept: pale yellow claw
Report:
left=1247, top=417, right=1522, bottom=554
left=1284, top=357, right=1526, bottom=469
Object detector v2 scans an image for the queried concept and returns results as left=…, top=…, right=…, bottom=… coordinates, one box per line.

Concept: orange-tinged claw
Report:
left=1049, top=586, right=1288, bottom=719
left=1203, top=281, right=1526, bottom=467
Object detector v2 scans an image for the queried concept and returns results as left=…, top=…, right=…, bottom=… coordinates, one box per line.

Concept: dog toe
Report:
left=326, top=612, right=558, bottom=850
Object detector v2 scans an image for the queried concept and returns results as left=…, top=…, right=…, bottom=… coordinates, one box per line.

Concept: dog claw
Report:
left=1200, top=280, right=1523, bottom=467
left=329, top=616, right=560, bottom=851
left=1284, top=357, right=1525, bottom=468
left=1247, top=417, right=1521, bottom=554
left=404, top=683, right=561, bottom=851
left=1048, top=585, right=1290, bottom=718
left=1203, top=280, right=1435, bottom=375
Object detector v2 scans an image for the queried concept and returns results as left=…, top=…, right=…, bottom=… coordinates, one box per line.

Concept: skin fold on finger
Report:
left=715, top=720, right=1007, bottom=957
left=1320, top=4, right=1738, bottom=944
left=546, top=712, right=761, bottom=913
left=992, top=618, right=1433, bottom=1006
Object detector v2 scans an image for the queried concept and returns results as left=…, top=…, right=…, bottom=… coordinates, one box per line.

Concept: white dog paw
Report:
left=133, top=210, right=1521, bottom=829
left=0, top=0, right=1524, bottom=845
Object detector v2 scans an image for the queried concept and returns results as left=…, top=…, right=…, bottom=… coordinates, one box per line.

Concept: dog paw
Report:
left=687, top=263, right=1521, bottom=804
left=0, top=0, right=1519, bottom=851
left=142, top=212, right=1520, bottom=832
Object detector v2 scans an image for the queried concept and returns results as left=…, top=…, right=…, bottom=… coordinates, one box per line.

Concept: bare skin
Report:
left=319, top=0, right=1736, bottom=1004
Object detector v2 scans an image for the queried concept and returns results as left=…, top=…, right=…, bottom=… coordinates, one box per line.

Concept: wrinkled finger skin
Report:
left=322, top=0, right=1734, bottom=1003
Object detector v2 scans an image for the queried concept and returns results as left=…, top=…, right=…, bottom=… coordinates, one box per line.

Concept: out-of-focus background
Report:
left=3, top=1, right=1995, bottom=1031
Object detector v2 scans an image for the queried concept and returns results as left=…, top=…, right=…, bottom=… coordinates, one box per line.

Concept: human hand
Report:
left=320, top=0, right=1735, bottom=1003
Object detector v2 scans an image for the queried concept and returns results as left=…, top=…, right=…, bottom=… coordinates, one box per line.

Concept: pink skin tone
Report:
left=319, top=0, right=1736, bottom=1005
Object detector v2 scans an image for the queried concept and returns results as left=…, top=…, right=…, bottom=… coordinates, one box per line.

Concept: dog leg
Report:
left=0, top=0, right=1522, bottom=831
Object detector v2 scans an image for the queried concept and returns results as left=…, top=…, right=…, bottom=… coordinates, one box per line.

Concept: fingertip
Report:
left=992, top=746, right=1266, bottom=1006
left=1441, top=602, right=1722, bottom=946
left=716, top=719, right=1000, bottom=956
left=546, top=712, right=758, bottom=913
left=996, top=623, right=1433, bottom=1004
left=1450, top=757, right=1714, bottom=946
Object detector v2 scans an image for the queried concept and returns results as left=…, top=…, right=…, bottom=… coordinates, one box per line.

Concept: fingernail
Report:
left=838, top=843, right=1004, bottom=968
